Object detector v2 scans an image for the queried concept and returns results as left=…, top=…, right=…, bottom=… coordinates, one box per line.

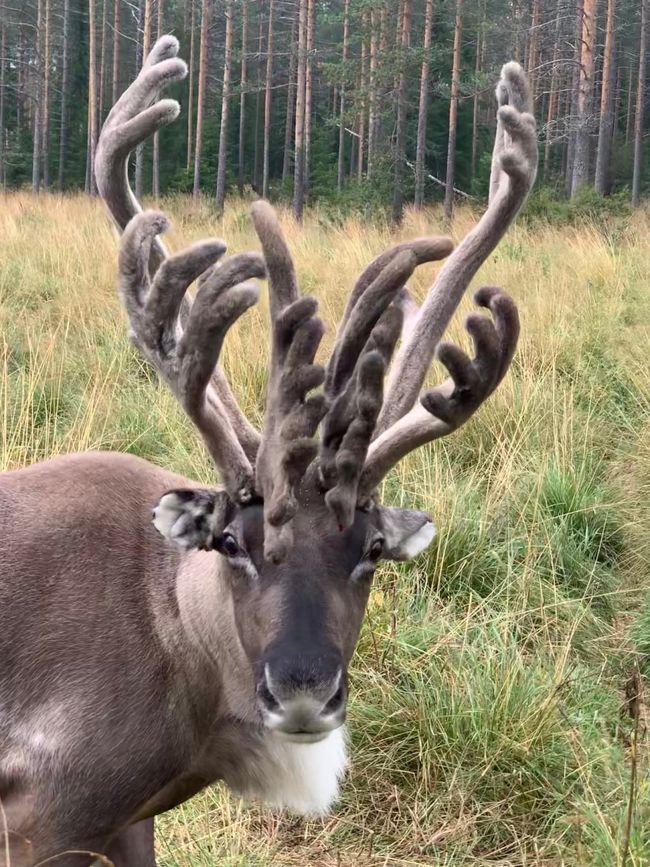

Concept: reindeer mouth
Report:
left=270, top=728, right=335, bottom=745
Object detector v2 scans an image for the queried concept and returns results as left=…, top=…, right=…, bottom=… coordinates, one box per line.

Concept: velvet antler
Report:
left=357, top=61, right=536, bottom=496
left=118, top=212, right=264, bottom=501
left=95, top=36, right=261, bottom=473
left=101, top=34, right=535, bottom=557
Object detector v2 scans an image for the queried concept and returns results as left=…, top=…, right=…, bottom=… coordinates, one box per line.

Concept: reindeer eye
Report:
left=369, top=539, right=384, bottom=561
left=218, top=533, right=240, bottom=558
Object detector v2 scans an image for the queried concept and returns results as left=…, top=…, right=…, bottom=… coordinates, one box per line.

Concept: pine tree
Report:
left=392, top=0, right=412, bottom=225
left=112, top=0, right=121, bottom=103
left=87, top=0, right=98, bottom=195
left=282, top=9, right=297, bottom=184
left=186, top=0, right=196, bottom=173
left=262, top=0, right=274, bottom=199
left=59, top=0, right=71, bottom=189
left=543, top=0, right=562, bottom=180
left=303, top=0, right=316, bottom=193
left=414, top=0, right=434, bottom=206
left=444, top=0, right=463, bottom=222
left=337, top=0, right=350, bottom=192
left=193, top=0, right=209, bottom=200
left=32, top=0, right=43, bottom=193
left=0, top=4, right=6, bottom=190
left=293, top=0, right=307, bottom=221
left=42, top=0, right=51, bottom=189
left=594, top=0, right=616, bottom=195
left=632, top=0, right=647, bottom=205
left=238, top=0, right=248, bottom=192
left=152, top=0, right=164, bottom=198
left=215, top=0, right=234, bottom=212
left=571, top=0, right=596, bottom=196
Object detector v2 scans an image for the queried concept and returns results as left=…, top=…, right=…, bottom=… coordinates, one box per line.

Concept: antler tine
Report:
left=97, top=34, right=262, bottom=469
left=119, top=211, right=264, bottom=501
left=95, top=36, right=187, bottom=261
left=250, top=201, right=327, bottom=563
left=359, top=287, right=520, bottom=499
left=325, top=249, right=416, bottom=398
left=376, top=61, right=537, bottom=436
left=340, top=236, right=453, bottom=330
left=320, top=303, right=403, bottom=527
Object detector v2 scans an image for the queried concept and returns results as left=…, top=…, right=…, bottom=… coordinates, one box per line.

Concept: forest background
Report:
left=0, top=0, right=647, bottom=223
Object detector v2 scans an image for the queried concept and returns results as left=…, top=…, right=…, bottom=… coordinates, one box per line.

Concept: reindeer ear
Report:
left=376, top=507, right=436, bottom=561
left=152, top=489, right=232, bottom=551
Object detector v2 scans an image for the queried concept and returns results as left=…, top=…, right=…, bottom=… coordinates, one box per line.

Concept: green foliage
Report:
left=523, top=185, right=633, bottom=228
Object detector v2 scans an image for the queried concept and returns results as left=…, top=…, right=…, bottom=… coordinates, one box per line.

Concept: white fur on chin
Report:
left=235, top=727, right=348, bottom=816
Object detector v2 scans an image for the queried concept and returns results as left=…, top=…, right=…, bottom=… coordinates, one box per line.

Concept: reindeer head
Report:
left=96, top=37, right=537, bottom=743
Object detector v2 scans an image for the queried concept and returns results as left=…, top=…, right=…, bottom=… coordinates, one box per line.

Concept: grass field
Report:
left=2, top=192, right=650, bottom=866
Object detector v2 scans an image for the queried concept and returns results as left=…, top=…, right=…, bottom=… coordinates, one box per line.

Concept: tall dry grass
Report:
left=2, top=192, right=650, bottom=865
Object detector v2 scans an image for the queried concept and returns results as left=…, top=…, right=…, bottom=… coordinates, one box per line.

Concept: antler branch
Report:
left=360, top=288, right=519, bottom=497
left=251, top=201, right=328, bottom=561
left=119, top=212, right=264, bottom=500
left=376, top=61, right=537, bottom=435
left=96, top=35, right=261, bottom=465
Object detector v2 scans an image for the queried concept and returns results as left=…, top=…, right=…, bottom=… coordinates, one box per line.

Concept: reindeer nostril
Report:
left=258, top=680, right=280, bottom=712
left=324, top=684, right=345, bottom=714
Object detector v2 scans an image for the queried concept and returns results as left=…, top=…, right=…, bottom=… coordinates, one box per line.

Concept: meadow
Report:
left=2, top=192, right=650, bottom=866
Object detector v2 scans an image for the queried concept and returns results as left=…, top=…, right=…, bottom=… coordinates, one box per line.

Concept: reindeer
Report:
left=0, top=36, right=537, bottom=867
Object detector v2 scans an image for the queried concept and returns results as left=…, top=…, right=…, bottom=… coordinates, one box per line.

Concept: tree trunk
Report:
left=262, top=0, right=274, bottom=198
left=152, top=0, right=164, bottom=198
left=98, top=0, right=107, bottom=121
left=32, top=0, right=42, bottom=193
left=614, top=64, right=623, bottom=137
left=392, top=0, right=412, bottom=225
left=58, top=0, right=70, bottom=189
left=571, top=0, right=596, bottom=197
left=444, top=0, right=463, bottom=222
left=373, top=2, right=388, bottom=162
left=414, top=0, right=434, bottom=206
left=527, top=0, right=540, bottom=99
left=0, top=9, right=5, bottom=190
left=337, top=0, right=350, bottom=192
left=215, top=0, right=234, bottom=212
left=625, top=62, right=634, bottom=146
left=594, top=0, right=615, bottom=195
left=193, top=0, right=209, bottom=200
left=143, top=0, right=152, bottom=59
left=303, top=0, right=315, bottom=194
left=565, top=0, right=584, bottom=195
left=112, top=0, right=121, bottom=103
left=511, top=0, right=521, bottom=62
left=16, top=25, right=24, bottom=132
left=87, top=0, right=98, bottom=195
left=543, top=0, right=562, bottom=180
left=186, top=0, right=195, bottom=173
left=238, top=0, right=248, bottom=192
left=470, top=6, right=483, bottom=184
left=632, top=0, right=647, bottom=205
left=367, top=7, right=378, bottom=180
left=282, top=10, right=297, bottom=184
left=42, top=0, right=50, bottom=189
left=135, top=0, right=150, bottom=199
left=356, top=14, right=368, bottom=183
left=293, top=0, right=307, bottom=221
left=253, top=3, right=265, bottom=191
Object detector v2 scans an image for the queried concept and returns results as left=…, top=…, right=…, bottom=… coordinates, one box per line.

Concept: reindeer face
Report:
left=154, top=485, right=435, bottom=742
left=111, top=34, right=530, bottom=751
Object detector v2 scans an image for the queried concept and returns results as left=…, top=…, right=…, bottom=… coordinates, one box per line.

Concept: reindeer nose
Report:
left=257, top=662, right=346, bottom=741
